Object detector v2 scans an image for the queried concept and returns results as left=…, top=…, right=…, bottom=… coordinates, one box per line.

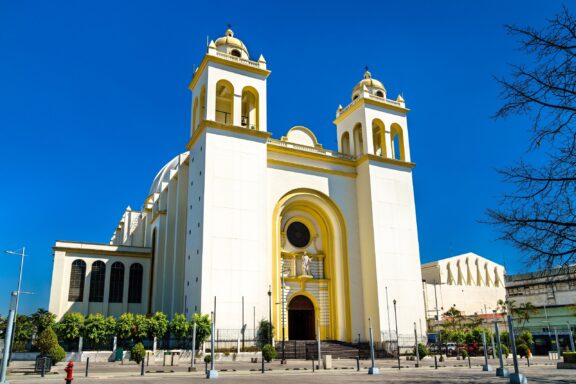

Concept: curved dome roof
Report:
left=215, top=28, right=250, bottom=59
left=352, top=69, right=386, bottom=100
left=148, top=152, right=187, bottom=196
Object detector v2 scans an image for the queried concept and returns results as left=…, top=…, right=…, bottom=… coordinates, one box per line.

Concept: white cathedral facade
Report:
left=49, top=28, right=426, bottom=343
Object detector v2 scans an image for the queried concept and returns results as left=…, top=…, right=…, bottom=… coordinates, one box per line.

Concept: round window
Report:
left=287, top=221, right=311, bottom=248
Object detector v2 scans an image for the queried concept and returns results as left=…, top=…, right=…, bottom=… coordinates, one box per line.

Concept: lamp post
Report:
left=267, top=286, right=272, bottom=345
left=385, top=286, right=392, bottom=349
left=567, top=322, right=575, bottom=352
left=367, top=317, right=378, bottom=374
left=507, top=313, right=528, bottom=384
left=281, top=268, right=287, bottom=364
left=393, top=299, right=401, bottom=370
left=4, top=247, right=26, bottom=366
left=494, top=310, right=509, bottom=377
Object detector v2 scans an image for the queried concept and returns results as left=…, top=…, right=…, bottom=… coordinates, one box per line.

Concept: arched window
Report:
left=230, top=49, right=241, bottom=57
left=215, top=80, right=234, bottom=125
left=89, top=261, right=106, bottom=302
left=128, top=263, right=144, bottom=304
left=375, top=90, right=384, bottom=97
left=372, top=119, right=385, bottom=156
left=68, top=259, right=86, bottom=302
left=353, top=123, right=363, bottom=157
left=108, top=262, right=125, bottom=303
left=199, top=86, right=206, bottom=123
left=390, top=123, right=405, bottom=161
left=341, top=132, right=350, bottom=155
left=241, top=87, right=259, bottom=130
left=192, top=97, right=198, bottom=133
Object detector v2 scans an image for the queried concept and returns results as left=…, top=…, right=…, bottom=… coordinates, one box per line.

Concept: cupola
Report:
left=214, top=27, right=250, bottom=59
left=351, top=68, right=386, bottom=100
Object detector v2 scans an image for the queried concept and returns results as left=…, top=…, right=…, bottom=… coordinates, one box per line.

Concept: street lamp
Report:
left=267, top=286, right=272, bottom=345
left=4, top=247, right=26, bottom=365
left=280, top=267, right=288, bottom=364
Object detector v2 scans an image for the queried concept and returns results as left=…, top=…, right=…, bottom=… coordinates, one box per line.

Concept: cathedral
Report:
left=49, top=28, right=426, bottom=343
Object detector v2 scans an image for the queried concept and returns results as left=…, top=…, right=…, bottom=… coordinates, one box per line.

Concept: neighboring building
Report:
left=421, top=253, right=507, bottom=322
left=49, top=28, right=427, bottom=343
left=505, top=266, right=576, bottom=354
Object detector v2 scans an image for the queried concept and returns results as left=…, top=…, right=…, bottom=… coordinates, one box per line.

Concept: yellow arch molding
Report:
left=271, top=188, right=352, bottom=342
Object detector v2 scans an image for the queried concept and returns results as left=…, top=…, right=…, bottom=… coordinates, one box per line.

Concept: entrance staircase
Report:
left=274, top=340, right=360, bottom=360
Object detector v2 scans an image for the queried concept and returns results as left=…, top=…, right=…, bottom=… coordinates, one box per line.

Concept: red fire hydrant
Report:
left=64, top=361, right=74, bottom=384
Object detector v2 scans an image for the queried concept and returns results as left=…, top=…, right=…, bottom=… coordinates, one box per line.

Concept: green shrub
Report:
left=261, top=344, right=276, bottom=362
left=460, top=349, right=468, bottom=359
left=35, top=328, right=59, bottom=356
left=131, top=342, right=146, bottom=364
left=563, top=352, right=576, bottom=363
left=49, top=344, right=66, bottom=365
left=256, top=320, right=273, bottom=348
left=414, top=343, right=428, bottom=360
left=516, top=344, right=530, bottom=358
left=204, top=354, right=212, bottom=364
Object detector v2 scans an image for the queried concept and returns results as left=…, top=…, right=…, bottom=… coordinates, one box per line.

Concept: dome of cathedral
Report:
left=148, top=152, right=187, bottom=196
left=351, top=69, right=386, bottom=100
left=215, top=28, right=250, bottom=59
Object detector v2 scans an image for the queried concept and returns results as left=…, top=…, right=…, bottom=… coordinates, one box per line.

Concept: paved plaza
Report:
left=5, top=356, right=574, bottom=384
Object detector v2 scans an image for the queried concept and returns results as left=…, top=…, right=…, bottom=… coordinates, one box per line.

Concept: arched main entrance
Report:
left=288, top=295, right=316, bottom=340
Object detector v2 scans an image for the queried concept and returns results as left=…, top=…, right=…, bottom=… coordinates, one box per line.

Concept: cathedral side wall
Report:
left=48, top=248, right=150, bottom=320
left=185, top=133, right=207, bottom=318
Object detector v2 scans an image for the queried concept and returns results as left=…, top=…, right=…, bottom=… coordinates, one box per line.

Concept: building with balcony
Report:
left=49, top=28, right=426, bottom=343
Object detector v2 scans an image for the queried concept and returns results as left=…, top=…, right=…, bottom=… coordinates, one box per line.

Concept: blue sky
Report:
left=0, top=1, right=568, bottom=314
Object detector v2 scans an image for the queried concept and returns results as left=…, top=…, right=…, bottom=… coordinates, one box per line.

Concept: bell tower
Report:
left=334, top=68, right=411, bottom=162
left=333, top=69, right=425, bottom=343
left=184, top=28, right=272, bottom=327
left=188, top=27, right=270, bottom=136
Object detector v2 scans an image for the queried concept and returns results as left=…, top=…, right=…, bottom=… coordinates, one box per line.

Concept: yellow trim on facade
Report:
left=281, top=126, right=323, bottom=148
left=271, top=189, right=352, bottom=342
left=268, top=159, right=357, bottom=178
left=53, top=247, right=151, bottom=259
left=356, top=154, right=416, bottom=168
left=186, top=120, right=271, bottom=150
left=333, top=98, right=410, bottom=125
left=189, top=54, right=271, bottom=91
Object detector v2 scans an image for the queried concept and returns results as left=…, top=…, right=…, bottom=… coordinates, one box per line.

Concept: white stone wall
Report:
left=48, top=243, right=150, bottom=320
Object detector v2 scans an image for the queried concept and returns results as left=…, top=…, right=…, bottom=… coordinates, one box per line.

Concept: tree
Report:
left=83, top=313, right=109, bottom=349
left=0, top=315, right=6, bottom=337
left=169, top=313, right=190, bottom=346
left=147, top=311, right=168, bottom=340
left=488, top=6, right=576, bottom=269
left=115, top=313, right=134, bottom=343
left=55, top=312, right=84, bottom=344
left=256, top=319, right=273, bottom=347
left=190, top=313, right=211, bottom=350
left=13, top=315, right=34, bottom=343
left=133, top=314, right=149, bottom=341
left=516, top=302, right=539, bottom=331
left=104, top=316, right=116, bottom=340
left=35, top=328, right=59, bottom=356
left=31, top=309, right=56, bottom=334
